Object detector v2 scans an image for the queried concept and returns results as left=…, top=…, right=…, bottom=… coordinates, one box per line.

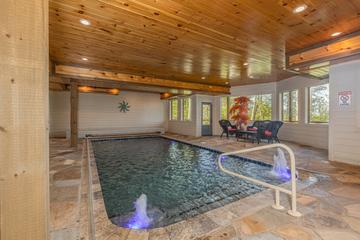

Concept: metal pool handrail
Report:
left=218, top=143, right=302, bottom=217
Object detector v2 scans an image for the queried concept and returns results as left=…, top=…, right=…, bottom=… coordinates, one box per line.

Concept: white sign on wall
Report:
left=338, top=91, right=352, bottom=106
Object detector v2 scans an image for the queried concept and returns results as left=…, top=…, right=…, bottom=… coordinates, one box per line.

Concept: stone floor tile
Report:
left=315, top=229, right=360, bottom=240
left=194, top=225, right=238, bottom=240
left=329, top=185, right=360, bottom=200
left=127, top=229, right=149, bottom=240
left=345, top=203, right=360, bottom=219
left=205, top=207, right=238, bottom=227
left=243, top=232, right=283, bottom=240
left=274, top=224, right=320, bottom=240
left=342, top=216, right=360, bottom=234
left=50, top=228, right=80, bottom=240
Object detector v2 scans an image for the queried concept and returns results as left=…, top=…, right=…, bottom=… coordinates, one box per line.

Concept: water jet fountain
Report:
left=125, top=193, right=151, bottom=229
left=271, top=148, right=292, bottom=180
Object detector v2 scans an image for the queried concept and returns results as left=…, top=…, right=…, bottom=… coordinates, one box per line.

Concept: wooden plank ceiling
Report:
left=49, top=0, right=360, bottom=89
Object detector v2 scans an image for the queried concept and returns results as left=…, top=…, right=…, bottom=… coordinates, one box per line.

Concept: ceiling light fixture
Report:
left=331, top=32, right=342, bottom=37
left=81, top=57, right=88, bottom=61
left=293, top=4, right=307, bottom=13
left=243, top=62, right=249, bottom=66
left=225, top=81, right=229, bottom=85
left=201, top=76, right=206, bottom=80
left=80, top=19, right=91, bottom=26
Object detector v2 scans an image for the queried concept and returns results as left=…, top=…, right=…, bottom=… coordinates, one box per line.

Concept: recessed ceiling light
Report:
left=81, top=57, right=88, bottom=61
left=331, top=32, right=342, bottom=37
left=243, top=62, right=249, bottom=66
left=80, top=19, right=91, bottom=26
left=225, top=81, right=229, bottom=85
left=293, top=4, right=307, bottom=13
left=201, top=76, right=206, bottom=80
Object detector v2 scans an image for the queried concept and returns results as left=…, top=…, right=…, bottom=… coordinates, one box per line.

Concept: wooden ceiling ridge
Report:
left=53, top=65, right=230, bottom=94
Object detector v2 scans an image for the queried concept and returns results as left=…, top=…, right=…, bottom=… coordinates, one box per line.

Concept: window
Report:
left=220, top=96, right=229, bottom=120
left=281, top=90, right=298, bottom=122
left=228, top=94, right=272, bottom=121
left=169, top=99, right=178, bottom=120
left=248, top=94, right=272, bottom=120
left=182, top=97, right=191, bottom=121
left=309, top=84, right=329, bottom=123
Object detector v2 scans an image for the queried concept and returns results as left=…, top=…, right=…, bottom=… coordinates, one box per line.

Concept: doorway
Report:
left=201, top=102, right=212, bottom=136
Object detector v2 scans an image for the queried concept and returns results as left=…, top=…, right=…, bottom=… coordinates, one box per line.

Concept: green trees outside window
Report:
left=281, top=90, right=298, bottom=122
left=170, top=99, right=178, bottom=120
left=309, top=84, right=329, bottom=123
left=182, top=98, right=191, bottom=121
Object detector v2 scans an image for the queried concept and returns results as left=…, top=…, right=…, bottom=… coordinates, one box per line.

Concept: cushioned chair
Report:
left=268, top=121, right=283, bottom=143
left=255, top=120, right=283, bottom=143
left=219, top=120, right=237, bottom=138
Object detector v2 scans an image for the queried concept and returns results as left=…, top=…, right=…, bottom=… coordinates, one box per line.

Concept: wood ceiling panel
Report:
left=49, top=0, right=360, bottom=88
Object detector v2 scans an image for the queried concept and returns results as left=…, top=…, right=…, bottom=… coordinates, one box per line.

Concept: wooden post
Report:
left=0, top=0, right=49, bottom=239
left=70, top=80, right=79, bottom=147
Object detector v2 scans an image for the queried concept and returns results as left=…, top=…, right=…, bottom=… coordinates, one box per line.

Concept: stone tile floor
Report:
left=50, top=134, right=360, bottom=240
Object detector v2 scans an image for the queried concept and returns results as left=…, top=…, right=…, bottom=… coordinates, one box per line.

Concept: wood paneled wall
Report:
left=0, top=0, right=49, bottom=239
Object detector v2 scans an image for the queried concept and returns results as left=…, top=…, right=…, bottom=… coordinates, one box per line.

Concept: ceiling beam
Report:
left=55, top=65, right=230, bottom=94
left=287, top=31, right=360, bottom=68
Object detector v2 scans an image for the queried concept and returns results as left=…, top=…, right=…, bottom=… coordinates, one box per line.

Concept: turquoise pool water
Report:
left=92, top=136, right=285, bottom=228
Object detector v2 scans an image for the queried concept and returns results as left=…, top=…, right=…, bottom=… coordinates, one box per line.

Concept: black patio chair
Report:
left=247, top=121, right=261, bottom=131
left=269, top=121, right=283, bottom=143
left=255, top=120, right=283, bottom=143
left=219, top=120, right=237, bottom=138
left=255, top=120, right=272, bottom=144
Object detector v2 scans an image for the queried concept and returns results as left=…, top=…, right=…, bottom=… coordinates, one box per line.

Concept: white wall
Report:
left=49, top=90, right=166, bottom=137
left=166, top=95, right=198, bottom=136
left=277, top=76, right=329, bottom=149
left=50, top=91, right=70, bottom=137
left=329, top=60, right=360, bottom=165
left=166, top=95, right=222, bottom=137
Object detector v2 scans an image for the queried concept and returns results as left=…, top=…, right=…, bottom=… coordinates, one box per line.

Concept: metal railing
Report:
left=218, top=143, right=302, bottom=217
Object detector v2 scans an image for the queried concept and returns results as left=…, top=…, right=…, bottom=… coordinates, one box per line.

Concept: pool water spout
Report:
left=271, top=148, right=291, bottom=180
left=126, top=194, right=151, bottom=229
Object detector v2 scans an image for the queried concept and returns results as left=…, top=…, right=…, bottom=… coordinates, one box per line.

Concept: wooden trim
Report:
left=55, top=65, right=230, bottom=94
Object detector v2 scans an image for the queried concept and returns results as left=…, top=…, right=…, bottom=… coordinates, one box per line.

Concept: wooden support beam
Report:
left=0, top=0, right=49, bottom=239
left=55, top=65, right=230, bottom=94
left=287, top=31, right=360, bottom=68
left=49, top=82, right=67, bottom=91
left=70, top=80, right=78, bottom=147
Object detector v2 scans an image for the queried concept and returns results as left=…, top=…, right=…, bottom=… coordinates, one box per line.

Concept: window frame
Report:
left=182, top=97, right=191, bottom=121
left=169, top=98, right=178, bottom=121
left=308, top=84, right=329, bottom=124
left=280, top=89, right=298, bottom=123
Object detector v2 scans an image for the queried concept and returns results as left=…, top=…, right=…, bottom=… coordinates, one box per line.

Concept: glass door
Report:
left=201, top=103, right=212, bottom=136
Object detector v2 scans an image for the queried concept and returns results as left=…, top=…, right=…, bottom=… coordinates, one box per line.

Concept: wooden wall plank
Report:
left=0, top=0, right=49, bottom=239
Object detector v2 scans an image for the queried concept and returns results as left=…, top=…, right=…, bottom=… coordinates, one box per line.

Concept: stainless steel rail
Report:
left=218, top=143, right=302, bottom=217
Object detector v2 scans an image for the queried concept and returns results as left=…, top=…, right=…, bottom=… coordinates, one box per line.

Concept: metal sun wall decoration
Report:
left=118, top=100, right=130, bottom=113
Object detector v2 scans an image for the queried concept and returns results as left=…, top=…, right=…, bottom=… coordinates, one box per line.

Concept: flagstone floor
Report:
left=49, top=134, right=360, bottom=240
